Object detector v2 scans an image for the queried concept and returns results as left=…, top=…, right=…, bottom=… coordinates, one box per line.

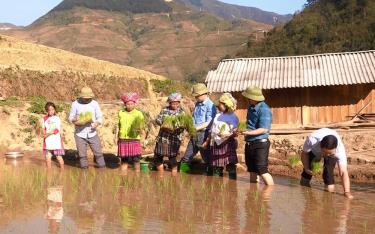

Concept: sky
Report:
left=0, top=0, right=307, bottom=26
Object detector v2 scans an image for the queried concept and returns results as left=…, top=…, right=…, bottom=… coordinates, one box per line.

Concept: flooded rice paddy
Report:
left=0, top=154, right=375, bottom=234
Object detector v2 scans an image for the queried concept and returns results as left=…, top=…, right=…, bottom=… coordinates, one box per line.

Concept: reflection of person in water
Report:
left=301, top=188, right=350, bottom=233
left=45, top=184, right=64, bottom=234
left=243, top=185, right=272, bottom=233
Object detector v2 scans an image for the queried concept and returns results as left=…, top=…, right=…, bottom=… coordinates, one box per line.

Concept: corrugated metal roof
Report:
left=206, top=50, right=375, bottom=92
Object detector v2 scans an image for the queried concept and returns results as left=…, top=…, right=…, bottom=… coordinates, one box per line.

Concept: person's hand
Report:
left=91, top=122, right=99, bottom=129
left=53, top=129, right=59, bottom=134
left=304, top=169, right=313, bottom=175
left=344, top=192, right=354, bottom=199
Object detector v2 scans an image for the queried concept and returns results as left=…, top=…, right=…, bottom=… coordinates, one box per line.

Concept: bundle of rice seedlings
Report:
left=77, top=112, right=93, bottom=125
left=237, top=122, right=247, bottom=132
left=219, top=124, right=226, bottom=134
left=130, top=116, right=145, bottom=137
left=288, top=155, right=301, bottom=168
left=178, top=114, right=196, bottom=137
left=162, top=115, right=179, bottom=131
left=311, top=159, right=322, bottom=174
left=161, top=113, right=196, bottom=136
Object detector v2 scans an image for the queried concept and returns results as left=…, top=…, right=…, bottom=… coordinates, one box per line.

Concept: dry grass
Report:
left=0, top=34, right=164, bottom=81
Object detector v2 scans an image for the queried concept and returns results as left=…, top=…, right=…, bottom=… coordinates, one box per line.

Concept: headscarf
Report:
left=121, top=92, right=140, bottom=103
left=167, top=92, right=182, bottom=103
left=219, top=93, right=237, bottom=112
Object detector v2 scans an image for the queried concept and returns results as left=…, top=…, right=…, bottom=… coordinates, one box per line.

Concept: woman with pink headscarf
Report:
left=115, top=92, right=145, bottom=172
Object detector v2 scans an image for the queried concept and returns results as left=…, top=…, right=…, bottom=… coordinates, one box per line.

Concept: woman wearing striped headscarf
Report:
left=153, top=92, right=185, bottom=173
left=116, top=92, right=145, bottom=172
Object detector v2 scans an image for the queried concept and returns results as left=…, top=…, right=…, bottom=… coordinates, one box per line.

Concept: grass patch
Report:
left=0, top=96, right=20, bottom=107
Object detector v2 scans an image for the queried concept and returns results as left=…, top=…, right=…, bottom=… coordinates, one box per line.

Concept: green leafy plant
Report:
left=0, top=96, right=20, bottom=107
left=27, top=96, right=47, bottom=114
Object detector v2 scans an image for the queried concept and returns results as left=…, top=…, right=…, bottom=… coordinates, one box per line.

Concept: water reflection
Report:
left=46, top=172, right=64, bottom=234
left=301, top=188, right=350, bottom=233
left=0, top=161, right=375, bottom=233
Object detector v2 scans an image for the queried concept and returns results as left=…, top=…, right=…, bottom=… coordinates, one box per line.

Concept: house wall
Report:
left=231, top=84, right=375, bottom=126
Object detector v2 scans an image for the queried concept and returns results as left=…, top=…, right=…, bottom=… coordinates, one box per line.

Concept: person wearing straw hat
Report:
left=180, top=83, right=216, bottom=173
left=240, top=86, right=274, bottom=185
left=68, top=86, right=106, bottom=169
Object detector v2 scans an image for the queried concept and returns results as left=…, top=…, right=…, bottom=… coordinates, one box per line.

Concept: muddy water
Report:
left=0, top=156, right=375, bottom=234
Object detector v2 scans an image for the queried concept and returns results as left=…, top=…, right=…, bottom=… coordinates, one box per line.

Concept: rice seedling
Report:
left=288, top=155, right=302, bottom=168
left=162, top=113, right=196, bottom=136
left=237, top=122, right=247, bottom=132
left=219, top=124, right=226, bottom=134
left=76, top=111, right=93, bottom=125
left=311, top=159, right=322, bottom=174
left=130, top=116, right=145, bottom=137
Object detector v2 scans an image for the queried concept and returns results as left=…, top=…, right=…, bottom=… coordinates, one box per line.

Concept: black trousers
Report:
left=245, top=140, right=270, bottom=175
left=301, top=151, right=338, bottom=185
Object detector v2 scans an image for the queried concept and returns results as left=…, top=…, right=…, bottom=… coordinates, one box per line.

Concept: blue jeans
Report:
left=181, top=131, right=210, bottom=163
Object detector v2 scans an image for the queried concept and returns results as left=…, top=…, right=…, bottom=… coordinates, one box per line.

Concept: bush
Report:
left=27, top=96, right=68, bottom=114
left=150, top=79, right=191, bottom=96
left=27, top=96, right=47, bottom=114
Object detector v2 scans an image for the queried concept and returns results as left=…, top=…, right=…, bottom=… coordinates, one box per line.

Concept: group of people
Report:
left=41, top=84, right=353, bottom=199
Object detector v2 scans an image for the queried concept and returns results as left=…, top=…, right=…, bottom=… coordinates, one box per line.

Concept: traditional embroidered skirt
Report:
left=154, top=130, right=182, bottom=158
left=118, top=139, right=142, bottom=157
left=44, top=149, right=65, bottom=156
left=210, top=137, right=238, bottom=167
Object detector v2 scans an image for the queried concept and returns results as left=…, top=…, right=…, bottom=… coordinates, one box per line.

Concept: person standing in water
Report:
left=154, top=93, right=185, bottom=174
left=42, top=102, right=65, bottom=170
left=69, top=86, right=106, bottom=169
left=300, top=128, right=353, bottom=199
left=209, top=93, right=239, bottom=177
left=240, top=86, right=274, bottom=186
left=116, top=92, right=145, bottom=172
left=180, top=83, right=216, bottom=172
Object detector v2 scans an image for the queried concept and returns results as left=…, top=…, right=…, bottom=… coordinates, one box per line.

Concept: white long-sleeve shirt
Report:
left=68, top=100, right=103, bottom=139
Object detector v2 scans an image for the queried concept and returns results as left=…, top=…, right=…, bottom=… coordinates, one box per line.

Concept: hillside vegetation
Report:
left=238, top=0, right=375, bottom=57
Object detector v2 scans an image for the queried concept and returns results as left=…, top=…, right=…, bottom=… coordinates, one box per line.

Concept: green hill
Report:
left=238, top=0, right=375, bottom=57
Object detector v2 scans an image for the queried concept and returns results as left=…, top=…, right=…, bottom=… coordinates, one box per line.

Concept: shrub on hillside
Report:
left=150, top=79, right=191, bottom=96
